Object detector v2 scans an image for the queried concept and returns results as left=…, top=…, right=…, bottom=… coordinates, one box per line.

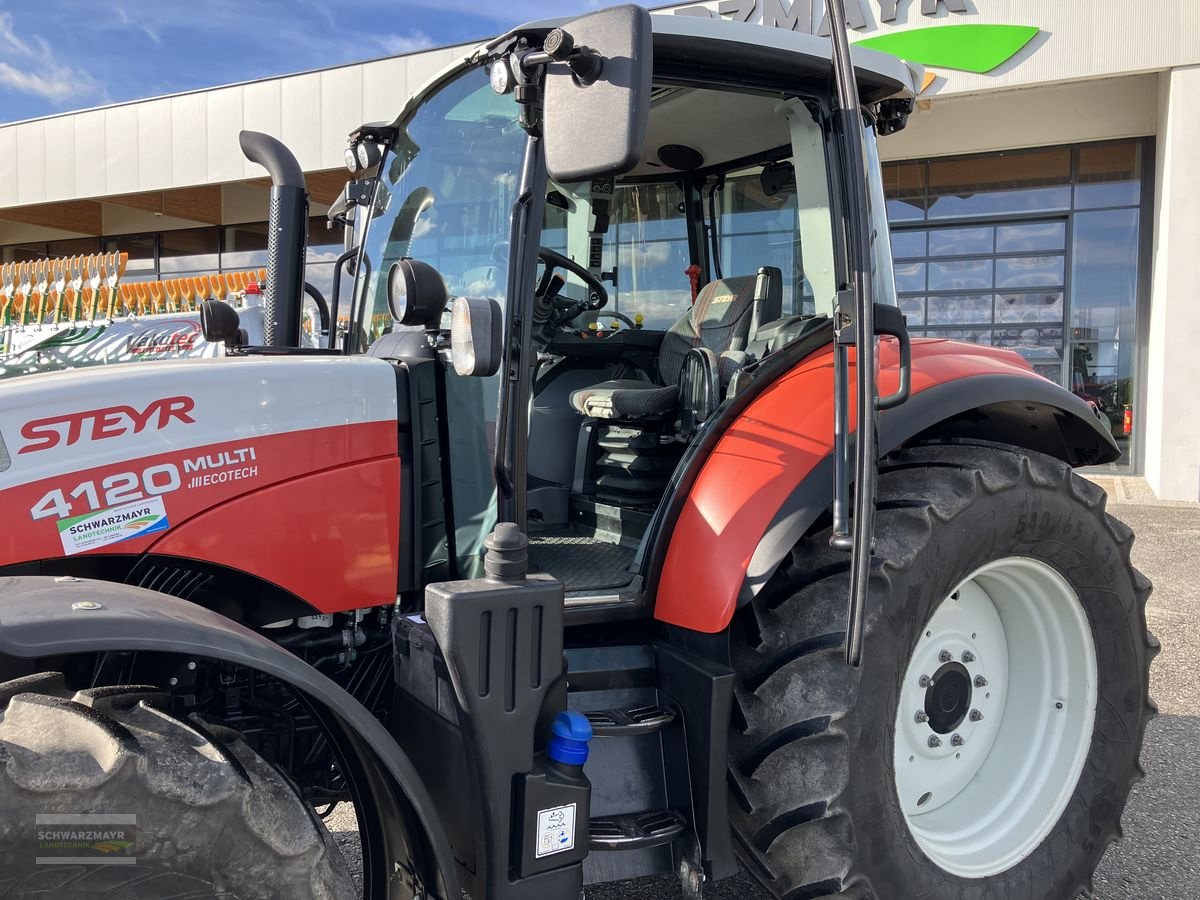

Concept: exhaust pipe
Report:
left=239, top=131, right=308, bottom=348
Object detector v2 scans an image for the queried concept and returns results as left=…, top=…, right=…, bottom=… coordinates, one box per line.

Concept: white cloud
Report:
left=114, top=6, right=160, bottom=44
left=0, top=62, right=76, bottom=103
left=0, top=12, right=107, bottom=106
left=376, top=31, right=436, bottom=56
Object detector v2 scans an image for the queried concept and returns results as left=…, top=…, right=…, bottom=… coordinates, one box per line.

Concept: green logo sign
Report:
left=857, top=24, right=1040, bottom=74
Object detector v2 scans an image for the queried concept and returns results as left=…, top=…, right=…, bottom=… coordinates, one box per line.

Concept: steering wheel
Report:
left=537, top=247, right=608, bottom=312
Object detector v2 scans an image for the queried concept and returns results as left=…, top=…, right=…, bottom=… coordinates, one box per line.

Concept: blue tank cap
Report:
left=547, top=710, right=593, bottom=766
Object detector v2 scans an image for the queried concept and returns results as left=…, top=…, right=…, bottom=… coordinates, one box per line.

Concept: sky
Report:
left=0, top=0, right=606, bottom=124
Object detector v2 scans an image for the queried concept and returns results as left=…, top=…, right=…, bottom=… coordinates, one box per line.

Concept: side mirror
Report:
left=450, top=297, right=502, bottom=377
left=200, top=299, right=242, bottom=344
left=542, top=5, right=652, bottom=183
left=388, top=258, right=449, bottom=327
left=760, top=161, right=796, bottom=198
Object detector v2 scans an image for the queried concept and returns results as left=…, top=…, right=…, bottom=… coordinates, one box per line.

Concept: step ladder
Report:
left=568, top=644, right=737, bottom=891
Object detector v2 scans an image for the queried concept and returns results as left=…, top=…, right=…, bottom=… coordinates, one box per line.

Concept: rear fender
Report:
left=651, top=338, right=1119, bottom=634
left=0, top=575, right=456, bottom=900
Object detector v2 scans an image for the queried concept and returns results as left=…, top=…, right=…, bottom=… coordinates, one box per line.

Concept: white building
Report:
left=1, top=0, right=1197, bottom=498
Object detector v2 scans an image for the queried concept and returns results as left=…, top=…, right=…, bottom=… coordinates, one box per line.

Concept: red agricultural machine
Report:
left=0, top=4, right=1154, bottom=899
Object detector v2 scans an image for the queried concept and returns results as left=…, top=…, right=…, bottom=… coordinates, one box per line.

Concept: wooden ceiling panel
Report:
left=104, top=192, right=165, bottom=214
left=248, top=169, right=350, bottom=205
left=306, top=170, right=353, bottom=205
left=163, top=186, right=222, bottom=224
left=0, top=199, right=103, bottom=235
left=0, top=171, right=347, bottom=239
left=106, top=185, right=223, bottom=225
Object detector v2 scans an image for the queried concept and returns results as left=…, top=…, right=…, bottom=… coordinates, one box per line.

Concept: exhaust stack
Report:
left=239, top=131, right=308, bottom=348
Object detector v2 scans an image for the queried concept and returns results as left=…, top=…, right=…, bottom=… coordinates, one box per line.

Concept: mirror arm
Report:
left=522, top=27, right=603, bottom=85
left=511, top=47, right=545, bottom=135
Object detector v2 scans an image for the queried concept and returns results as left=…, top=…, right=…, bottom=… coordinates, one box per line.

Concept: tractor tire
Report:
left=0, top=673, right=355, bottom=899
left=728, top=443, right=1157, bottom=899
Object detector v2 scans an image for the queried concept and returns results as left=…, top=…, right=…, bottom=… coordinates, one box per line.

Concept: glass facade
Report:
left=883, top=140, right=1149, bottom=470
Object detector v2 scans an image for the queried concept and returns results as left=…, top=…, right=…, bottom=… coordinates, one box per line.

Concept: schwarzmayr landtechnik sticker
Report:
left=35, top=813, right=138, bottom=866
left=57, top=497, right=169, bottom=556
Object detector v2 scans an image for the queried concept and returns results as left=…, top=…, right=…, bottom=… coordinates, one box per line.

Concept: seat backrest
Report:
left=657, top=266, right=780, bottom=386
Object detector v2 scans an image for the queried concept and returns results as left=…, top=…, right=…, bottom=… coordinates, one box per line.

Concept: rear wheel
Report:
left=728, top=444, right=1157, bottom=899
left=0, top=673, right=355, bottom=899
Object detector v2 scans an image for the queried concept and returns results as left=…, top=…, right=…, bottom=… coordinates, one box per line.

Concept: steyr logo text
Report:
left=19, top=397, right=196, bottom=454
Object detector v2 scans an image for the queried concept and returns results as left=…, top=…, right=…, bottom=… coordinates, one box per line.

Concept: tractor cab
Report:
left=341, top=7, right=918, bottom=599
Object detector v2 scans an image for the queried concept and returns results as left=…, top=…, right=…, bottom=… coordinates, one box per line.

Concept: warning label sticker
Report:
left=535, top=803, right=576, bottom=858
left=57, top=497, right=169, bottom=556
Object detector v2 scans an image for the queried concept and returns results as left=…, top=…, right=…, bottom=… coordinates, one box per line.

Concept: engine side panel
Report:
left=0, top=357, right=401, bottom=611
left=652, top=338, right=1116, bottom=633
left=151, top=457, right=400, bottom=612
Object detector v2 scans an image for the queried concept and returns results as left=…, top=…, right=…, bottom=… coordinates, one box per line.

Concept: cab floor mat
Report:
left=527, top=531, right=637, bottom=592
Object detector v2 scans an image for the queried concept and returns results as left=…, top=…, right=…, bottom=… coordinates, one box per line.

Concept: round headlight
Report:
left=490, top=59, right=513, bottom=95
left=387, top=258, right=449, bottom=328
left=344, top=146, right=360, bottom=174
left=356, top=141, right=382, bottom=170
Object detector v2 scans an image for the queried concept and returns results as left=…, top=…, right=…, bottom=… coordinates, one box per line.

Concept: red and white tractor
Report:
left=0, top=5, right=1154, bottom=899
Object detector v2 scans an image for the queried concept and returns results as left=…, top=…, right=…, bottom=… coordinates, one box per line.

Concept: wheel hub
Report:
left=892, top=557, right=1098, bottom=878
left=924, top=662, right=972, bottom=734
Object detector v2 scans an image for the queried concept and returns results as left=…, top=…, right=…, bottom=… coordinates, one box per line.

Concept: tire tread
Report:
left=727, top=443, right=1156, bottom=900
left=0, top=679, right=354, bottom=899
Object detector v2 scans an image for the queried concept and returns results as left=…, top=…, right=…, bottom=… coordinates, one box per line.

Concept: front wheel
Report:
left=728, top=444, right=1157, bottom=899
left=0, top=674, right=355, bottom=898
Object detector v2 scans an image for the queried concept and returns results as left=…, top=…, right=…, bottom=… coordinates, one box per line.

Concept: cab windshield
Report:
left=353, top=67, right=525, bottom=576
left=352, top=67, right=525, bottom=348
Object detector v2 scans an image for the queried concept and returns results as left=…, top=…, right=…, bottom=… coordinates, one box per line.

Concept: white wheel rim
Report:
left=892, top=556, right=1097, bottom=878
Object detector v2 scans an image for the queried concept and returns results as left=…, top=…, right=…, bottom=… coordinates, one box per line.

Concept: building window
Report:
left=159, top=227, right=219, bottom=276
left=47, top=237, right=102, bottom=258
left=221, top=223, right=269, bottom=271
left=104, top=234, right=157, bottom=279
left=883, top=139, right=1149, bottom=471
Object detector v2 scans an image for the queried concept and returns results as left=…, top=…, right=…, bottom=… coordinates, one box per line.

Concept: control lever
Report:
left=535, top=265, right=562, bottom=300
left=543, top=273, right=566, bottom=304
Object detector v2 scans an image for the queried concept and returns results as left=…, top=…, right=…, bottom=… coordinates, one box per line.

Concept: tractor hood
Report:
left=0, top=357, right=402, bottom=609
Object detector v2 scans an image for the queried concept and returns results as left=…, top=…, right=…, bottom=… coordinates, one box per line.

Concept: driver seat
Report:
left=569, top=267, right=780, bottom=419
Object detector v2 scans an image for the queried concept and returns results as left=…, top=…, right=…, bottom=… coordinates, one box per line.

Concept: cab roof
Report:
left=503, top=9, right=920, bottom=104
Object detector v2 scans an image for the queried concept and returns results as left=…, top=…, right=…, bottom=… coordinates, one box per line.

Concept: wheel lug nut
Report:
left=928, top=735, right=942, bottom=748
left=962, top=650, right=976, bottom=663
left=969, top=709, right=983, bottom=722
left=915, top=710, right=929, bottom=724
left=939, top=650, right=953, bottom=663
left=974, top=675, right=988, bottom=688
left=951, top=734, right=964, bottom=747
left=919, top=675, right=932, bottom=688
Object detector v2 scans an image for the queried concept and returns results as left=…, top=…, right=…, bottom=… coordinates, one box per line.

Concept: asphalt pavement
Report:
left=328, top=479, right=1200, bottom=899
